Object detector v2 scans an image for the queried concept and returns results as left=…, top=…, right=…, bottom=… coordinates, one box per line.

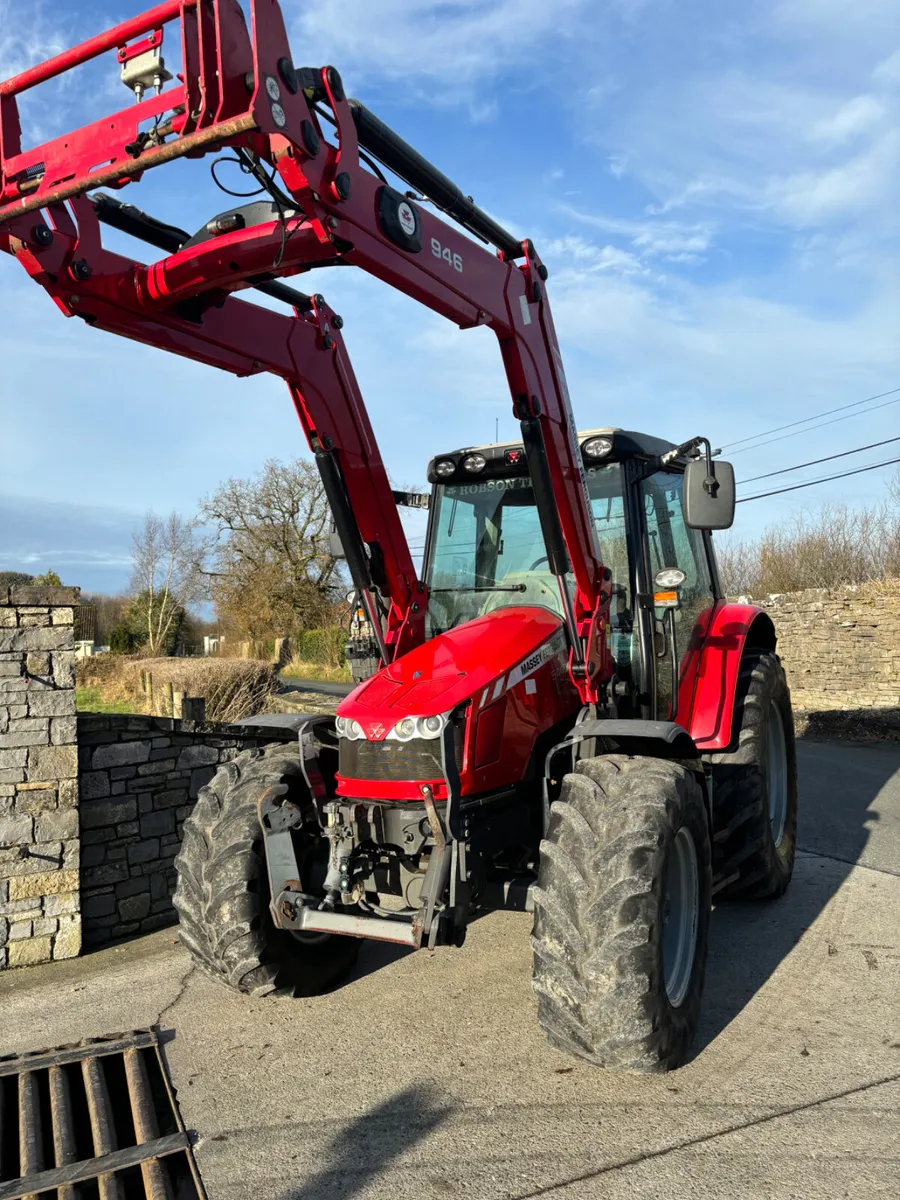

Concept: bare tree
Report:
left=130, top=512, right=201, bottom=655
left=717, top=494, right=900, bottom=598
left=199, top=458, right=340, bottom=640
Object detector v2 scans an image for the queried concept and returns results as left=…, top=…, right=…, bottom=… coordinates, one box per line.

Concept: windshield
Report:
left=425, top=465, right=629, bottom=637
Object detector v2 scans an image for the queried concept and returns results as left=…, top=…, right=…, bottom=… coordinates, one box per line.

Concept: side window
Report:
left=642, top=472, right=716, bottom=716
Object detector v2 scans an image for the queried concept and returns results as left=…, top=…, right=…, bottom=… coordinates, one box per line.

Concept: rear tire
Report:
left=173, top=744, right=360, bottom=996
left=706, top=651, right=797, bottom=899
left=532, top=754, right=711, bottom=1072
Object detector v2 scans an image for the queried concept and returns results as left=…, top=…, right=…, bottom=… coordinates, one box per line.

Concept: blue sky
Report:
left=1, top=0, right=898, bottom=593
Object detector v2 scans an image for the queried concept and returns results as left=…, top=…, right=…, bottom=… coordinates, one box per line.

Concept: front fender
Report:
left=687, top=603, right=776, bottom=752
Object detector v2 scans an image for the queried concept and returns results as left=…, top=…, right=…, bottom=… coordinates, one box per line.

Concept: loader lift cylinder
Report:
left=346, top=97, right=524, bottom=260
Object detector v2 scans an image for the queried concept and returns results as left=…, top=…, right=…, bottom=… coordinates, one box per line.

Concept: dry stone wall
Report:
left=760, top=579, right=900, bottom=712
left=77, top=715, right=295, bottom=947
left=0, top=586, right=81, bottom=968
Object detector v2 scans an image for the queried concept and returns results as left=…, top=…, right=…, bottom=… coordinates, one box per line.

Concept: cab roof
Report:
left=426, top=428, right=681, bottom=484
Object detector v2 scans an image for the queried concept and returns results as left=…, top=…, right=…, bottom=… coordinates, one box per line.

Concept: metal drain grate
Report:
left=0, top=1029, right=205, bottom=1200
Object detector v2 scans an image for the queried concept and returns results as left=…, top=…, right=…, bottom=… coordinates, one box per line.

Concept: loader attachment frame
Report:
left=0, top=0, right=611, bottom=701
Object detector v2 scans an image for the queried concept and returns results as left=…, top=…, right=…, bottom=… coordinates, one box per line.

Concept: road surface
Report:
left=281, top=676, right=353, bottom=698
left=2, top=740, right=898, bottom=1199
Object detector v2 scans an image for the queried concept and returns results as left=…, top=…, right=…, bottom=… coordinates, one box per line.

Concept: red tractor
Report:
left=0, top=0, right=797, bottom=1071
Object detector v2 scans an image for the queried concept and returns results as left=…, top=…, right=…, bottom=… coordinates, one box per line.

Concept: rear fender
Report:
left=687, top=604, right=776, bottom=752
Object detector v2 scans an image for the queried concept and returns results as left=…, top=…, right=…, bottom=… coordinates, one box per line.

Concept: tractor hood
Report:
left=338, top=606, right=566, bottom=740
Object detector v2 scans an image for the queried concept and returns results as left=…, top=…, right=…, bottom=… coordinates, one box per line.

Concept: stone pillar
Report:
left=0, top=585, right=81, bottom=968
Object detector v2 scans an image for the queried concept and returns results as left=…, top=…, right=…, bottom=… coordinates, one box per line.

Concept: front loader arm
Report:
left=0, top=0, right=611, bottom=697
left=2, top=196, right=423, bottom=657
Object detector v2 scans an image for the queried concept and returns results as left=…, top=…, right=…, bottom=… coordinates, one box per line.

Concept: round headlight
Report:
left=336, top=716, right=364, bottom=740
left=396, top=717, right=417, bottom=741
left=417, top=715, right=445, bottom=739
left=461, top=453, right=486, bottom=474
left=654, top=567, right=686, bottom=589
left=582, top=436, right=613, bottom=459
left=434, top=459, right=456, bottom=478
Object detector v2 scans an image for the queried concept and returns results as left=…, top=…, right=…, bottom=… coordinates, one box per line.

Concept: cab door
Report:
left=639, top=470, right=718, bottom=723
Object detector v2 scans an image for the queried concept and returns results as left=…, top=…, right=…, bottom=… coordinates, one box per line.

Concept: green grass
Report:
left=280, top=658, right=352, bottom=684
left=75, top=687, right=136, bottom=715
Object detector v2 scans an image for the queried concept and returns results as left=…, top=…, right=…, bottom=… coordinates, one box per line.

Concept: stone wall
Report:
left=0, top=586, right=81, bottom=968
left=761, top=579, right=900, bottom=711
left=77, top=715, right=296, bottom=947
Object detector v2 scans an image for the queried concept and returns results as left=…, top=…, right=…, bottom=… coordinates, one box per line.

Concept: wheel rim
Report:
left=767, top=701, right=789, bottom=847
left=662, top=827, right=699, bottom=1008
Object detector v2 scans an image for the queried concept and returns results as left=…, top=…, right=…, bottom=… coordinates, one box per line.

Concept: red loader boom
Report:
left=0, top=0, right=609, bottom=698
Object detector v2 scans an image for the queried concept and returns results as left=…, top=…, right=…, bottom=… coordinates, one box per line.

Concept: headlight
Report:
left=434, top=459, right=456, bottom=478
left=654, top=567, right=686, bottom=589
left=385, top=713, right=448, bottom=741
left=582, top=436, right=613, bottom=459
left=417, top=715, right=446, bottom=739
left=335, top=716, right=365, bottom=740
left=393, top=717, right=418, bottom=741
left=461, top=452, right=486, bottom=473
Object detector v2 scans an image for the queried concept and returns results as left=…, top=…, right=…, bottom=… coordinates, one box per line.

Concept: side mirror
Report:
left=683, top=459, right=735, bottom=530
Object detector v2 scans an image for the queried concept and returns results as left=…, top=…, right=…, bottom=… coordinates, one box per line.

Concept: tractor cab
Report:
left=418, top=427, right=730, bottom=722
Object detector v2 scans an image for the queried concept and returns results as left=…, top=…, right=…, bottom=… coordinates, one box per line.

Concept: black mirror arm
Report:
left=655, top=435, right=723, bottom=494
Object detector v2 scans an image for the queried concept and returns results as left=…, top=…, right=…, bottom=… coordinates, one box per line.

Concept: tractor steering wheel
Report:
left=528, top=555, right=550, bottom=571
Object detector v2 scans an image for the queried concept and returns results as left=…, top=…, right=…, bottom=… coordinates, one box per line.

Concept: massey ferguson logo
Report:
left=397, top=202, right=417, bottom=237
left=367, top=722, right=386, bottom=740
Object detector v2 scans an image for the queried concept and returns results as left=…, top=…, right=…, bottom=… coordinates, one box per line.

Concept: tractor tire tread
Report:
left=532, top=755, right=711, bottom=1073
left=173, top=743, right=359, bottom=996
left=706, top=651, right=797, bottom=899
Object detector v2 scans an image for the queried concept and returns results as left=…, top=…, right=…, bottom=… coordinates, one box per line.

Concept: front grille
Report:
left=340, top=737, right=444, bottom=782
left=0, top=1029, right=204, bottom=1199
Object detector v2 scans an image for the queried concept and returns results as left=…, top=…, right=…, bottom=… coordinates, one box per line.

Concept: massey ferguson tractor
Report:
left=0, top=0, right=797, bottom=1071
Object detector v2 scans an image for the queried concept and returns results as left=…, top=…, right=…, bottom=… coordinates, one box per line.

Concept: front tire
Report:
left=532, top=755, right=712, bottom=1072
left=706, top=651, right=797, bottom=899
left=173, top=744, right=360, bottom=996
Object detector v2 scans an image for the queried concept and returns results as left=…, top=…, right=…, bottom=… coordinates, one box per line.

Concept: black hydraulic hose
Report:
left=89, top=192, right=313, bottom=310
left=346, top=99, right=523, bottom=259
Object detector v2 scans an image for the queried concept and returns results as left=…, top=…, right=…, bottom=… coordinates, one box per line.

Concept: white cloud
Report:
left=558, top=207, right=713, bottom=262
left=287, top=0, right=592, bottom=92
left=770, top=129, right=900, bottom=225
left=0, top=1, right=66, bottom=80
left=811, top=94, right=886, bottom=145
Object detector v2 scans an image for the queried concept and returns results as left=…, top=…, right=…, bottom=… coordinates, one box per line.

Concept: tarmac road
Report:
left=2, top=740, right=899, bottom=1199
left=281, top=676, right=354, bottom=698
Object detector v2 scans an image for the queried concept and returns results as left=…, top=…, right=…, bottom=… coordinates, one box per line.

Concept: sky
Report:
left=0, top=0, right=898, bottom=594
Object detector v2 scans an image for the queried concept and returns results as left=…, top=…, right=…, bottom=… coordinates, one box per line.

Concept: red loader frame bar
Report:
left=0, top=0, right=611, bottom=701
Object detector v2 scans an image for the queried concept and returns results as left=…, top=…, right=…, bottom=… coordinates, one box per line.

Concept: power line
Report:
left=727, top=393, right=900, bottom=456
left=721, top=385, right=900, bottom=453
left=737, top=455, right=900, bottom=504
left=738, top=434, right=900, bottom=485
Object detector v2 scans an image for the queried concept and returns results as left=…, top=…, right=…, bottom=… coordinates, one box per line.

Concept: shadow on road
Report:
left=697, top=739, right=899, bottom=1053
left=344, top=937, right=415, bottom=986
left=279, top=1083, right=452, bottom=1200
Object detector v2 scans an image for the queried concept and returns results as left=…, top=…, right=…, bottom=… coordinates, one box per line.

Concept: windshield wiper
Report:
left=430, top=584, right=527, bottom=593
